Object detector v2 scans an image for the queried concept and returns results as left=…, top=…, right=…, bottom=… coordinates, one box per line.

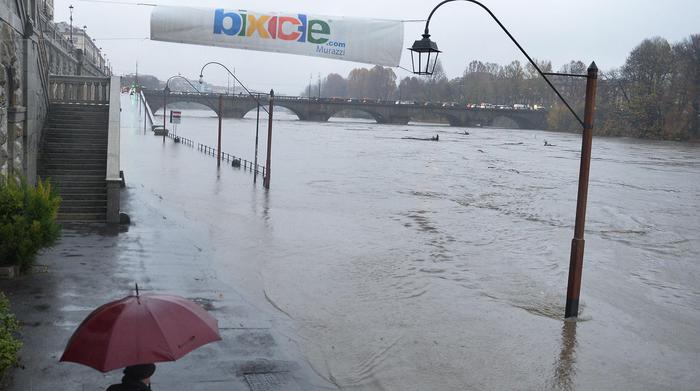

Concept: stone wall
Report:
left=1, top=0, right=48, bottom=184
left=0, top=21, right=24, bottom=179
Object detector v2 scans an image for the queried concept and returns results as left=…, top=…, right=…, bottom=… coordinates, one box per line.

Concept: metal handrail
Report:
left=140, top=90, right=155, bottom=127
left=193, top=142, right=266, bottom=177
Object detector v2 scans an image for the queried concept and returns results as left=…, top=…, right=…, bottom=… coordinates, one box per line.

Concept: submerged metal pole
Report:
left=254, top=95, right=260, bottom=184
left=217, top=94, right=223, bottom=167
left=263, top=90, right=274, bottom=189
left=162, top=89, right=167, bottom=142
left=565, top=62, right=598, bottom=318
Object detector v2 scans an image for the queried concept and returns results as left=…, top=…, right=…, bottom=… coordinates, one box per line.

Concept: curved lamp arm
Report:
left=199, top=61, right=270, bottom=114
left=165, top=75, right=201, bottom=93
left=423, top=0, right=584, bottom=127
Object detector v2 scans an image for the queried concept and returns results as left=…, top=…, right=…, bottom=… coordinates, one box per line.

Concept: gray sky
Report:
left=55, top=0, right=699, bottom=95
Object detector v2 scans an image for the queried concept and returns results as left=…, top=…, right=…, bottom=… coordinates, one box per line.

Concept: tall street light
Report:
left=409, top=0, right=598, bottom=319
left=199, top=62, right=274, bottom=188
left=163, top=75, right=201, bottom=142
left=68, top=4, right=74, bottom=45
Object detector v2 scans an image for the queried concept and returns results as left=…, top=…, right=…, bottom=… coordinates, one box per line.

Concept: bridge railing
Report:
left=49, top=75, right=111, bottom=104
left=142, top=89, right=547, bottom=112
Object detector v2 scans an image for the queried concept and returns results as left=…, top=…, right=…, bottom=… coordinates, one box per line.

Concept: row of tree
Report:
left=308, top=34, right=698, bottom=141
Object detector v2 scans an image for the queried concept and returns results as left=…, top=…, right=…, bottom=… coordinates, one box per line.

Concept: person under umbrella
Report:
left=107, top=363, right=156, bottom=391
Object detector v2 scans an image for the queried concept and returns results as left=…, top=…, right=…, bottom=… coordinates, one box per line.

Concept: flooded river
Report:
left=123, top=96, right=699, bottom=390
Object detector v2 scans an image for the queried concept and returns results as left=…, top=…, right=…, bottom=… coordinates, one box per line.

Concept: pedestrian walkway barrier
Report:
left=163, top=132, right=266, bottom=180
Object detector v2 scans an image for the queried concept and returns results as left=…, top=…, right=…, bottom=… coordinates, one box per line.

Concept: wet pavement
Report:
left=0, top=111, right=335, bottom=389
left=1, top=207, right=332, bottom=390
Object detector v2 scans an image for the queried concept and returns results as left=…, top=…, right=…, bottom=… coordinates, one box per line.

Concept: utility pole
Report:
left=254, top=94, right=260, bottom=184
left=318, top=73, right=321, bottom=98
left=264, top=90, right=274, bottom=189
left=217, top=94, right=223, bottom=167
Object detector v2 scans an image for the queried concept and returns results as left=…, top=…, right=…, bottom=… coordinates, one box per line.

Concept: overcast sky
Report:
left=54, top=0, right=699, bottom=95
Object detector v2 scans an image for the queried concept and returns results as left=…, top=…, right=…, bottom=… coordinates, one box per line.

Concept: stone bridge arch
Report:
left=325, top=107, right=388, bottom=124
left=489, top=113, right=543, bottom=130
left=270, top=102, right=306, bottom=121
left=146, top=94, right=221, bottom=116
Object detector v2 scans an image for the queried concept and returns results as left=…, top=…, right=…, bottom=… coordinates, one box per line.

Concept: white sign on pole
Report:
left=170, top=110, right=181, bottom=124
left=150, top=6, right=404, bottom=67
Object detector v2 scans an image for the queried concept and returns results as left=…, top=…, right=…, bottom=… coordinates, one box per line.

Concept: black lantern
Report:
left=408, top=33, right=441, bottom=75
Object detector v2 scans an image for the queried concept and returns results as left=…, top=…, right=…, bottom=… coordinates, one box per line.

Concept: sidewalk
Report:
left=0, top=171, right=334, bottom=390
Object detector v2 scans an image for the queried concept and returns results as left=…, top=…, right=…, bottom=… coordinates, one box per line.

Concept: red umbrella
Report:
left=60, top=289, right=221, bottom=372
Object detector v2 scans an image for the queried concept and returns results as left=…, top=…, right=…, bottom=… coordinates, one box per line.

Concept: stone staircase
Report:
left=39, top=103, right=109, bottom=221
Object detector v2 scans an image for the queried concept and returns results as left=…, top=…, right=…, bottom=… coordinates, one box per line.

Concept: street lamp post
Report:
left=199, top=62, right=273, bottom=187
left=409, top=0, right=598, bottom=319
left=68, top=5, right=74, bottom=45
left=82, top=25, right=87, bottom=52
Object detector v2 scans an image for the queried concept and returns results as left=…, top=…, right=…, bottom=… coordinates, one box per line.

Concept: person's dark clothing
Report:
left=106, top=364, right=155, bottom=391
left=106, top=377, right=150, bottom=391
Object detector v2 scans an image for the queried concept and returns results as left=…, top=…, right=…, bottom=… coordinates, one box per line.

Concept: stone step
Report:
left=46, top=178, right=106, bottom=186
left=50, top=104, right=108, bottom=111
left=44, top=136, right=107, bottom=147
left=43, top=143, right=107, bottom=150
left=46, top=126, right=108, bottom=131
left=59, top=193, right=107, bottom=201
left=57, top=212, right=107, bottom=222
left=44, top=139, right=108, bottom=146
left=46, top=129, right=108, bottom=135
left=42, top=153, right=106, bottom=160
left=46, top=123, right=108, bottom=130
left=42, top=167, right=105, bottom=174
left=60, top=205, right=107, bottom=213
left=60, top=198, right=108, bottom=207
left=48, top=114, right=108, bottom=119
left=43, top=162, right=106, bottom=169
left=49, top=112, right=109, bottom=118
left=53, top=184, right=106, bottom=192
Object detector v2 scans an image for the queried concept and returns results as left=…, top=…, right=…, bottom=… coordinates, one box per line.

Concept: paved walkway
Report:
left=0, top=133, right=334, bottom=390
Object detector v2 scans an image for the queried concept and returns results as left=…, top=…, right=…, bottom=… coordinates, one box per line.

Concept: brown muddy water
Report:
left=126, top=95, right=699, bottom=390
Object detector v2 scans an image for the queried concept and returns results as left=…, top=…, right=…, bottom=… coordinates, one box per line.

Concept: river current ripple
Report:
left=124, top=98, right=700, bottom=390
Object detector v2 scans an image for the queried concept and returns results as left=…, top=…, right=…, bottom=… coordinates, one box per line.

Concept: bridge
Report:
left=142, top=90, right=548, bottom=129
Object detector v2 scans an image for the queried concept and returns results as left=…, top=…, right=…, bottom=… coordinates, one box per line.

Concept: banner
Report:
left=150, top=6, right=404, bottom=67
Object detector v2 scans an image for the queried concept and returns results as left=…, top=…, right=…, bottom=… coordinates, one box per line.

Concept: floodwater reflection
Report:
left=547, top=320, right=578, bottom=390
left=131, top=102, right=700, bottom=389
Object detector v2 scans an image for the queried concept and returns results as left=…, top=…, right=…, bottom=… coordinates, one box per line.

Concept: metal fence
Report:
left=164, top=133, right=266, bottom=178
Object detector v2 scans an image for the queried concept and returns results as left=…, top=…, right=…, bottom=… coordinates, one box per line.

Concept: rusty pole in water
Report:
left=264, top=90, right=274, bottom=189
left=254, top=94, right=260, bottom=184
left=217, top=94, right=223, bottom=167
left=162, top=89, right=167, bottom=143
left=565, top=62, right=598, bottom=318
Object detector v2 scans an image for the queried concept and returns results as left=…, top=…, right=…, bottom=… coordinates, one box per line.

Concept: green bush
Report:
left=0, top=178, right=61, bottom=271
left=0, top=292, right=21, bottom=380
